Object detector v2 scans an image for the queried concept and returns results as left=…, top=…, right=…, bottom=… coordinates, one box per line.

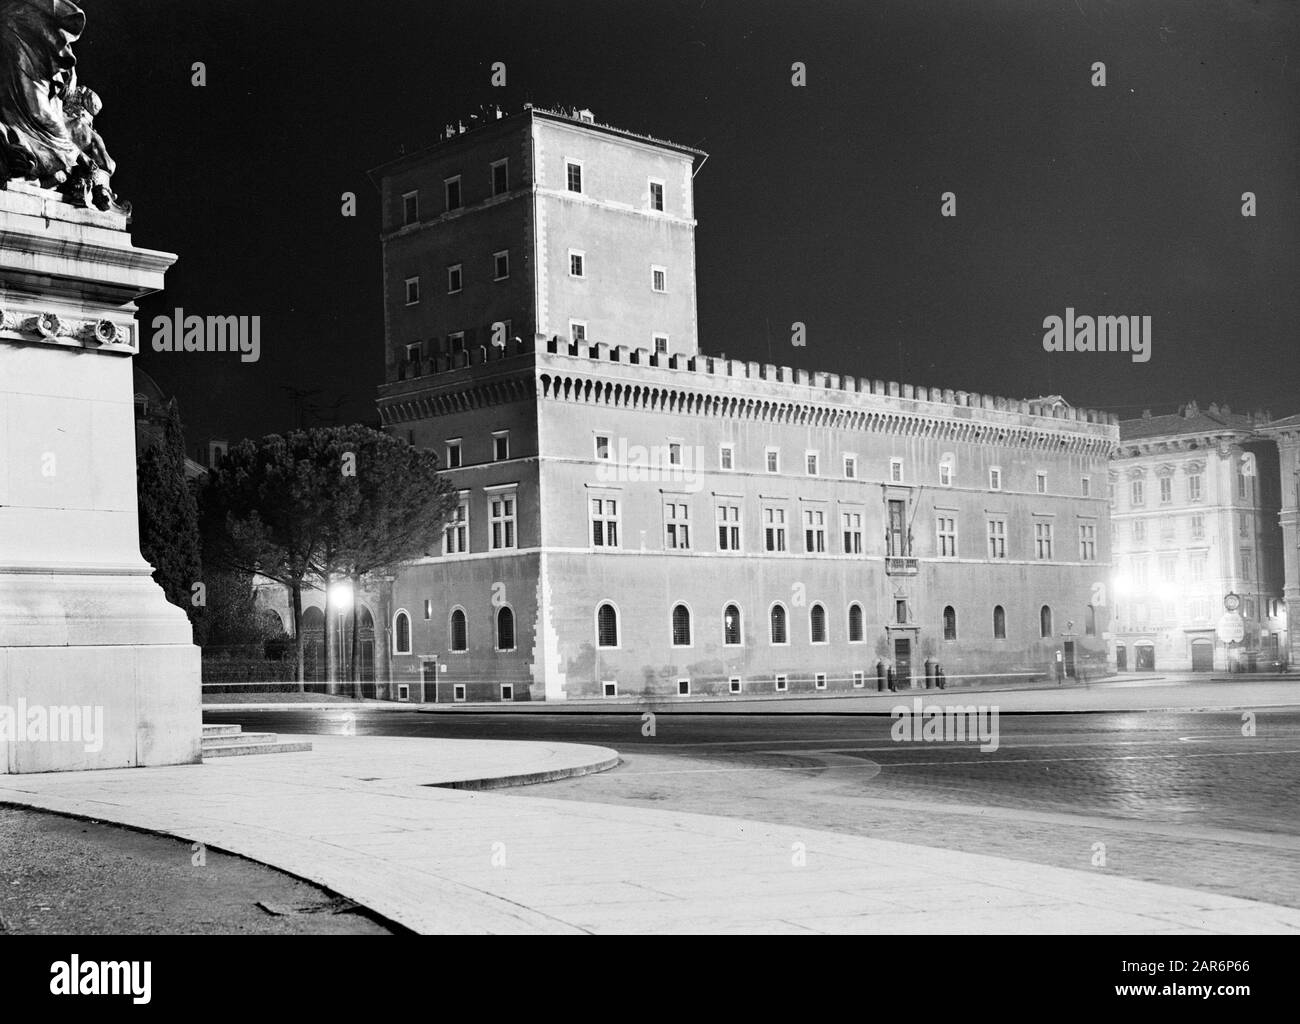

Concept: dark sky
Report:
left=74, top=0, right=1299, bottom=449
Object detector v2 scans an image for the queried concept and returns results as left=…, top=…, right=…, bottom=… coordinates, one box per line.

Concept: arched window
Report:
left=770, top=603, right=788, bottom=645
left=1040, top=605, right=1053, bottom=639
left=496, top=606, right=515, bottom=650
left=848, top=603, right=864, bottom=642
left=993, top=605, right=1006, bottom=639
left=810, top=603, right=827, bottom=643
left=943, top=605, right=957, bottom=641
left=597, top=603, right=619, bottom=648
left=394, top=610, right=411, bottom=654
left=449, top=608, right=467, bottom=651
left=1085, top=604, right=1097, bottom=637
left=672, top=604, right=692, bottom=646
left=723, top=604, right=742, bottom=646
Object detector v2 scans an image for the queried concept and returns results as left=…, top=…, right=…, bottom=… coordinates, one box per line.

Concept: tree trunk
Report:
left=290, top=579, right=305, bottom=691
left=323, top=573, right=336, bottom=695
left=349, top=573, right=361, bottom=699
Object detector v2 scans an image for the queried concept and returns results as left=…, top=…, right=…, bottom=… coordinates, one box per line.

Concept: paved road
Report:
left=206, top=705, right=1300, bottom=907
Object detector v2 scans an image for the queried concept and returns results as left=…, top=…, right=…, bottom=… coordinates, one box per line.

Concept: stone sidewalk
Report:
left=2, top=734, right=1298, bottom=934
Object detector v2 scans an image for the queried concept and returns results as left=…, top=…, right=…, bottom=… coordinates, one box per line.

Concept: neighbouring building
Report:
left=360, top=106, right=1119, bottom=702
left=1108, top=402, right=1287, bottom=672
left=1258, top=414, right=1300, bottom=668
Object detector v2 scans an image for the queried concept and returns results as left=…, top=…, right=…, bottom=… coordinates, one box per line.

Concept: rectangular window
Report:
left=814, top=673, right=827, bottom=691
left=853, top=671, right=865, bottom=689
left=444, top=175, right=462, bottom=211
left=569, top=250, right=585, bottom=278
left=1132, top=556, right=1149, bottom=588
left=1238, top=472, right=1251, bottom=501
left=654, top=335, right=669, bottom=354
left=1160, top=476, right=1172, bottom=504
left=1190, top=513, right=1205, bottom=540
left=594, top=434, right=611, bottom=460
left=890, top=458, right=904, bottom=483
left=402, top=190, right=419, bottom=225
left=1241, top=551, right=1253, bottom=580
left=668, top=442, right=682, bottom=466
left=989, top=466, right=1002, bottom=491
left=806, top=451, right=819, bottom=476
left=887, top=499, right=907, bottom=556
left=1034, top=521, right=1054, bottom=560
left=841, top=511, right=863, bottom=554
left=804, top=508, right=826, bottom=553
left=1240, top=512, right=1251, bottom=538
left=404, top=277, right=420, bottom=305
left=766, top=448, right=780, bottom=474
left=937, top=515, right=957, bottom=558
left=1161, top=516, right=1175, bottom=541
left=677, top=679, right=690, bottom=696
left=1079, top=523, right=1096, bottom=561
left=566, top=161, right=583, bottom=193
left=491, top=159, right=508, bottom=196
left=1131, top=479, right=1145, bottom=507
left=424, top=600, right=432, bottom=619
left=1160, top=555, right=1177, bottom=583
left=501, top=683, right=514, bottom=701
left=729, top=677, right=742, bottom=694
left=454, top=683, right=466, bottom=702
left=940, top=462, right=953, bottom=487
left=405, top=342, right=421, bottom=363
left=843, top=454, right=857, bottom=479
left=492, top=431, right=509, bottom=461
left=664, top=502, right=691, bottom=550
left=443, top=494, right=469, bottom=554
left=716, top=504, right=741, bottom=551
left=719, top=444, right=735, bottom=471
left=1189, top=552, right=1207, bottom=583
left=649, top=180, right=664, bottom=211
left=775, top=674, right=788, bottom=692
left=591, top=497, right=620, bottom=548
left=570, top=321, right=587, bottom=343
left=764, top=507, right=787, bottom=552
left=651, top=266, right=666, bottom=292
left=895, top=599, right=908, bottom=624
left=1133, top=519, right=1147, bottom=543
left=987, top=518, right=1007, bottom=559
left=447, top=264, right=462, bottom=293
left=1081, top=476, right=1091, bottom=497
left=445, top=439, right=462, bottom=469
left=493, top=250, right=510, bottom=280
left=1036, top=472, right=1047, bottom=494
left=489, top=493, right=516, bottom=550
left=448, top=331, right=465, bottom=353
left=603, top=681, right=618, bottom=697
left=1188, top=473, right=1203, bottom=502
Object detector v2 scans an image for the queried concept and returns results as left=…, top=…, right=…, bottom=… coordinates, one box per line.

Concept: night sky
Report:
left=68, top=0, right=1299, bottom=450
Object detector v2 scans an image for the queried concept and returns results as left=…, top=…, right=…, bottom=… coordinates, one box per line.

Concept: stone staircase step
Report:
left=202, top=740, right=313, bottom=758
left=202, top=724, right=242, bottom=738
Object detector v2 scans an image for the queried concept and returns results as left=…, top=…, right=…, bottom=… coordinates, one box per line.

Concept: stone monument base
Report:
left=0, top=183, right=201, bottom=773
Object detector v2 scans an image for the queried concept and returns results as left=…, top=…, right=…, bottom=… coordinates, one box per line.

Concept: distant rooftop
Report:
left=1119, top=401, right=1271, bottom=442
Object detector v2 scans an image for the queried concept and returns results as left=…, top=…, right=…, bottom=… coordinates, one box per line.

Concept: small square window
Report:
left=453, top=683, right=466, bottom=702
left=649, top=180, right=664, bottom=211
left=651, top=267, right=666, bottom=292
left=570, top=251, right=585, bottom=278
left=595, top=434, right=611, bottom=460
left=654, top=335, right=669, bottom=354
left=853, top=671, right=865, bottom=689
left=500, top=684, right=513, bottom=702
left=720, top=445, right=735, bottom=471
left=494, top=250, right=509, bottom=280
left=566, top=161, right=583, bottom=193
left=775, top=674, right=788, bottom=692
left=402, top=191, right=419, bottom=226
left=729, top=677, right=742, bottom=694
left=493, top=432, right=509, bottom=461
left=814, top=673, right=827, bottom=690
left=448, top=331, right=465, bottom=353
left=445, top=176, right=462, bottom=211
left=491, top=159, right=508, bottom=196
left=447, top=265, right=463, bottom=293
left=603, top=680, right=617, bottom=697
left=677, top=679, right=690, bottom=696
left=404, top=277, right=420, bottom=305
left=397, top=684, right=410, bottom=701
left=570, top=321, right=587, bottom=343
left=445, top=440, right=462, bottom=468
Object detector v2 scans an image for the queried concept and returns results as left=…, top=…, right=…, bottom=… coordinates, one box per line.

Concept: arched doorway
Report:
left=301, top=606, right=326, bottom=685
left=1135, top=643, right=1156, bottom=671
left=1115, top=644, right=1127, bottom=671
left=1191, top=638, right=1214, bottom=672
left=338, top=606, right=377, bottom=695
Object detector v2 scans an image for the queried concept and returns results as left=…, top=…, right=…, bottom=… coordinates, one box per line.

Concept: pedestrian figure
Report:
left=887, top=665, right=896, bottom=692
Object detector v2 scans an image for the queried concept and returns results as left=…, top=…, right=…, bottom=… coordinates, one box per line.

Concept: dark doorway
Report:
left=1136, top=645, right=1155, bottom=671
left=1116, top=645, right=1127, bottom=671
left=421, top=658, right=438, bottom=703
left=888, top=500, right=906, bottom=555
left=894, top=637, right=912, bottom=688
left=1063, top=640, right=1076, bottom=678
left=1191, top=640, right=1213, bottom=672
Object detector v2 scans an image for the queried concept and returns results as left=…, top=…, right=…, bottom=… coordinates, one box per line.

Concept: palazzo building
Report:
left=361, top=106, right=1119, bottom=701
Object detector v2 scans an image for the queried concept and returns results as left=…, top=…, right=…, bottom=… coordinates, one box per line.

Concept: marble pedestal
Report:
left=0, top=183, right=201, bottom=772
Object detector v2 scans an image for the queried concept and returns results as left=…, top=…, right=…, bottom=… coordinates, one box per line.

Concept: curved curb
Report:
left=428, top=754, right=621, bottom=790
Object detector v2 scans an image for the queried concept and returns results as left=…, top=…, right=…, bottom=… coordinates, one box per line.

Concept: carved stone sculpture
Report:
left=0, top=0, right=127, bottom=213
